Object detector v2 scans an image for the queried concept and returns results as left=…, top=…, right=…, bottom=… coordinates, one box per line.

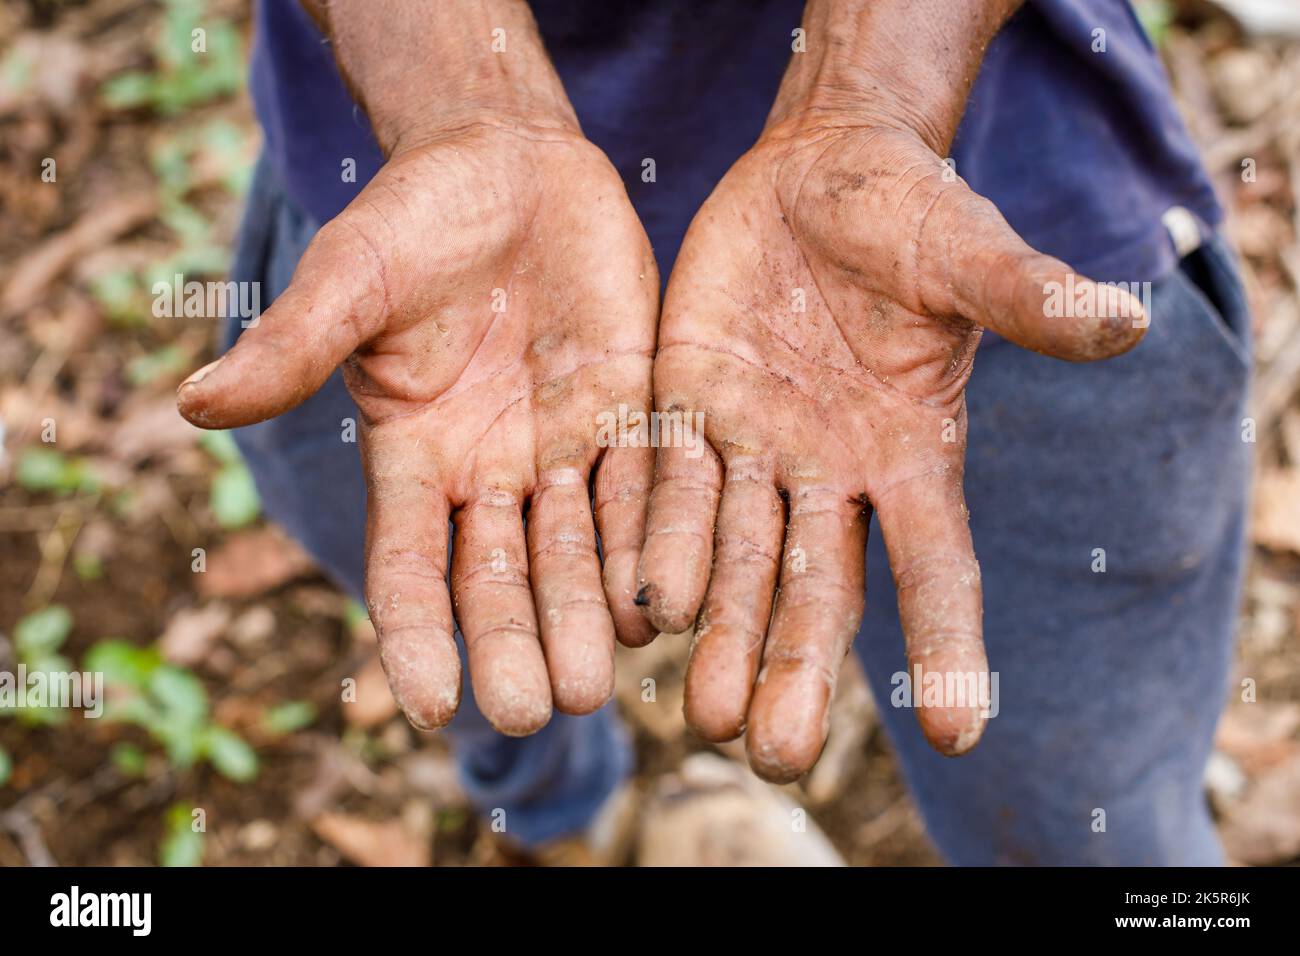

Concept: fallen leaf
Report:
left=1216, top=701, right=1300, bottom=774
left=310, top=813, right=430, bottom=867
left=343, top=651, right=400, bottom=729
left=637, top=753, right=844, bottom=867
left=1251, top=469, right=1300, bottom=553
left=227, top=605, right=276, bottom=649
left=159, top=603, right=232, bottom=666
left=108, top=394, right=200, bottom=465
left=2, top=191, right=157, bottom=317
left=1219, top=752, right=1300, bottom=865
left=197, top=527, right=316, bottom=599
left=0, top=32, right=91, bottom=116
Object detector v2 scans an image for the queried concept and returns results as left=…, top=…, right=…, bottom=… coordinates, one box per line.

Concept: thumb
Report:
left=176, top=219, right=385, bottom=429
left=921, top=189, right=1147, bottom=362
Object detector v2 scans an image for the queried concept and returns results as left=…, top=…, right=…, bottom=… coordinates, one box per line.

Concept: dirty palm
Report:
left=637, top=119, right=1145, bottom=782
left=178, top=121, right=660, bottom=736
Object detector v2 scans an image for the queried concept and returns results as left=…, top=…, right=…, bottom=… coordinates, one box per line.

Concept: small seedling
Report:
left=199, top=430, right=260, bottom=529
left=2, top=606, right=75, bottom=726
left=84, top=639, right=258, bottom=782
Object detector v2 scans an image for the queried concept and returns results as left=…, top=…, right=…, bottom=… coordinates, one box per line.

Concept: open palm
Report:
left=639, top=120, right=1144, bottom=781
left=179, top=121, right=658, bottom=736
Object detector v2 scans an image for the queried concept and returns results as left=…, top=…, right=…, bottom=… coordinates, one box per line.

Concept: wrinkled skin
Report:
left=638, top=118, right=1145, bottom=782
left=178, top=120, right=658, bottom=735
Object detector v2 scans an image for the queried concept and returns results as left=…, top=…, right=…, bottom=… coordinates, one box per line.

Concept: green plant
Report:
left=15, top=448, right=100, bottom=496
left=262, top=700, right=317, bottom=736
left=160, top=802, right=205, bottom=866
left=100, top=0, right=243, bottom=116
left=110, top=742, right=148, bottom=777
left=126, top=344, right=190, bottom=387
left=199, top=430, right=260, bottom=529
left=84, top=639, right=258, bottom=782
left=91, top=121, right=253, bottom=328
left=0, top=745, right=12, bottom=787
left=2, top=606, right=75, bottom=726
left=73, top=552, right=104, bottom=582
left=1134, top=0, right=1174, bottom=46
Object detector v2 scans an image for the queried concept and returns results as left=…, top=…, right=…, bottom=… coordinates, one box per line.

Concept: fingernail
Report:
left=180, top=358, right=223, bottom=390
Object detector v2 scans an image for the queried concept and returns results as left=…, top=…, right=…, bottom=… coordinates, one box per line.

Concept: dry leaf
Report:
left=310, top=813, right=430, bottom=867
left=1251, top=469, right=1300, bottom=553
left=637, top=753, right=844, bottom=867
left=343, top=651, right=400, bottom=729
left=1219, top=752, right=1300, bottom=864
left=1, top=192, right=157, bottom=316
left=197, top=527, right=316, bottom=599
left=160, top=603, right=231, bottom=666
left=108, top=394, right=200, bottom=465
left=1216, top=702, right=1300, bottom=774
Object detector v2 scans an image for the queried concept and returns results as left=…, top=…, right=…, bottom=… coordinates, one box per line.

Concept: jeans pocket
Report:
left=1175, top=237, right=1252, bottom=373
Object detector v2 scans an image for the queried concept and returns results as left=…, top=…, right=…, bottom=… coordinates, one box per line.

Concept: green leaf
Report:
left=436, top=807, right=468, bottom=834
left=15, top=702, right=67, bottom=728
left=210, top=461, right=260, bottom=529
left=111, top=742, right=147, bottom=777
left=0, top=47, right=32, bottom=97
left=159, top=198, right=212, bottom=245
left=73, top=552, right=104, bottom=582
left=202, top=726, right=258, bottom=782
left=150, top=135, right=192, bottom=194
left=198, top=428, right=241, bottom=465
left=15, top=448, right=98, bottom=495
left=343, top=600, right=370, bottom=632
left=155, top=721, right=204, bottom=770
left=1134, top=0, right=1173, bottom=46
left=84, top=640, right=162, bottom=690
left=262, top=700, right=316, bottom=736
left=14, top=606, right=72, bottom=659
left=160, top=803, right=204, bottom=867
left=16, top=448, right=68, bottom=492
left=100, top=71, right=158, bottom=109
left=89, top=269, right=143, bottom=323
left=126, top=344, right=189, bottom=386
left=148, top=666, right=209, bottom=726
left=0, top=746, right=11, bottom=786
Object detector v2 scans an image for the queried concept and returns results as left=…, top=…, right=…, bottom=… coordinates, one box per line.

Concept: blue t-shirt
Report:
left=249, top=0, right=1221, bottom=285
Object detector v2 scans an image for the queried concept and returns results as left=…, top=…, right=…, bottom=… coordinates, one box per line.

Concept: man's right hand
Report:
left=177, top=3, right=659, bottom=736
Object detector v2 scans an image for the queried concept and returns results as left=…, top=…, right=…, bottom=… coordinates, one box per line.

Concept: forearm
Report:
left=300, top=0, right=578, bottom=154
left=768, top=0, right=1022, bottom=152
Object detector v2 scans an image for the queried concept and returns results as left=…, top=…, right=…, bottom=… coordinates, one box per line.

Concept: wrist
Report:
left=307, top=0, right=580, bottom=156
left=765, top=0, right=1021, bottom=153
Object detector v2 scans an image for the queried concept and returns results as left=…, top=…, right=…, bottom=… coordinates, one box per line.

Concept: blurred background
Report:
left=1, top=0, right=1299, bottom=867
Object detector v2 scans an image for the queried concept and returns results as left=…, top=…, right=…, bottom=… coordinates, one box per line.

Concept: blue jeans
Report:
left=225, top=156, right=1249, bottom=862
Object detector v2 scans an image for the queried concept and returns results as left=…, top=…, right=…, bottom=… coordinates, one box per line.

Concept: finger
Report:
left=746, top=487, right=868, bottom=783
left=451, top=490, right=552, bottom=736
left=683, top=458, right=783, bottom=741
left=594, top=444, right=656, bottom=648
left=920, top=187, right=1147, bottom=361
left=528, top=466, right=615, bottom=715
left=362, top=431, right=460, bottom=731
left=636, top=441, right=723, bottom=634
left=874, top=462, right=989, bottom=757
left=176, top=216, right=385, bottom=429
